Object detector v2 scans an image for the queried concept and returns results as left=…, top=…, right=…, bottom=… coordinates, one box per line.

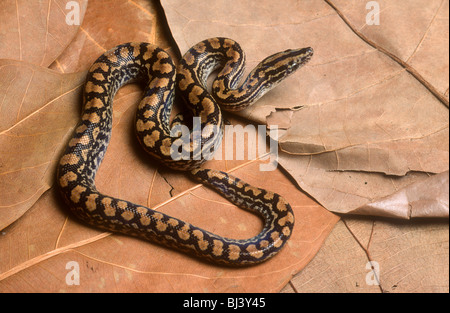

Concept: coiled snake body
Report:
left=57, top=38, right=313, bottom=265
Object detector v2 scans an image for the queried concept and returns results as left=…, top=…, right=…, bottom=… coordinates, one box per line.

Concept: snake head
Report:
left=257, top=47, right=314, bottom=87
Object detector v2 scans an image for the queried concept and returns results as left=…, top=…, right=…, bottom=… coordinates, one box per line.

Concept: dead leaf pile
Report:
left=0, top=0, right=338, bottom=293
left=0, top=0, right=448, bottom=293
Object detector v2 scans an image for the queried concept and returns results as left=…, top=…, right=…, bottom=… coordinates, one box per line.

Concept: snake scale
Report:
left=57, top=37, right=313, bottom=266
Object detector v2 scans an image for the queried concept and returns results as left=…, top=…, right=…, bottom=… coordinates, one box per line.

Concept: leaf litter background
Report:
left=0, top=0, right=448, bottom=292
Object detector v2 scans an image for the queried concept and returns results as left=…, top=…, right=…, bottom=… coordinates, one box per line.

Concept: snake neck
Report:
left=212, top=46, right=314, bottom=111
left=176, top=38, right=313, bottom=112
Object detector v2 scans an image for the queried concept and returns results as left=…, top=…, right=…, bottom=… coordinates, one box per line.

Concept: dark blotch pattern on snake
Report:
left=57, top=37, right=313, bottom=265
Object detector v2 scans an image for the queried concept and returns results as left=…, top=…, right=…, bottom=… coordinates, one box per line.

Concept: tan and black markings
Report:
left=57, top=38, right=313, bottom=265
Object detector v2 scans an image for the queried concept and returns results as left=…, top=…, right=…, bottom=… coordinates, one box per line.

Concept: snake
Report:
left=57, top=37, right=313, bottom=266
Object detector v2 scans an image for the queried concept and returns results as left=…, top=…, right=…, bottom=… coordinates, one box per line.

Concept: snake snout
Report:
left=294, top=47, right=314, bottom=64
left=282, top=47, right=313, bottom=76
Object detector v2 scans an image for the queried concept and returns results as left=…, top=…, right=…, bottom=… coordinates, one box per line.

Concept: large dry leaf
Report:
left=49, top=0, right=174, bottom=73
left=161, top=0, right=449, bottom=219
left=351, top=171, right=449, bottom=218
left=1, top=0, right=447, bottom=293
left=0, top=60, right=85, bottom=230
left=271, top=73, right=449, bottom=175
left=279, top=152, right=449, bottom=216
left=329, top=0, right=449, bottom=102
left=0, top=0, right=88, bottom=66
left=282, top=218, right=449, bottom=293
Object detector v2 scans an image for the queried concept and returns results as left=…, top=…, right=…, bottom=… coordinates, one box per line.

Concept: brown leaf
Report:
left=0, top=0, right=88, bottom=66
left=49, top=0, right=174, bottom=73
left=282, top=218, right=449, bottom=293
left=328, top=0, right=449, bottom=103
left=279, top=152, right=441, bottom=214
left=0, top=59, right=85, bottom=230
left=351, top=171, right=449, bottom=218
left=272, top=73, right=449, bottom=175
left=1, top=0, right=446, bottom=293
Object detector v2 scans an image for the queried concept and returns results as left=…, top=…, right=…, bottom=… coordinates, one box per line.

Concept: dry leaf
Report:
left=329, top=0, right=449, bottom=102
left=0, top=0, right=88, bottom=66
left=0, top=59, right=85, bottom=230
left=1, top=0, right=447, bottom=293
left=49, top=0, right=174, bottom=73
left=283, top=218, right=449, bottom=293
left=278, top=152, right=439, bottom=214
left=351, top=171, right=449, bottom=218
left=0, top=0, right=174, bottom=229
left=272, top=73, right=449, bottom=175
